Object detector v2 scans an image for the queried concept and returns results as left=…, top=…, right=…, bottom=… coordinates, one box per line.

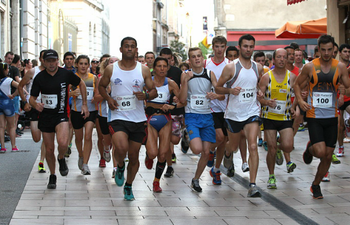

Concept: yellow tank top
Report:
left=262, top=70, right=292, bottom=121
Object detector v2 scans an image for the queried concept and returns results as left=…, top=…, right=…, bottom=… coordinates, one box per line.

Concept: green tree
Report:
left=170, top=39, right=187, bottom=61
left=198, top=42, right=212, bottom=59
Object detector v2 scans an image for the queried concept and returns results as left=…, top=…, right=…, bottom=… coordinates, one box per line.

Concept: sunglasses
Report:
left=91, top=60, right=99, bottom=64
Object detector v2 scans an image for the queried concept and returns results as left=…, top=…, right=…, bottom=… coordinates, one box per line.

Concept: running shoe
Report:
left=172, top=153, right=177, bottom=163
left=38, top=161, right=46, bottom=173
left=223, top=151, right=233, bottom=169
left=286, top=161, right=297, bottom=173
left=263, top=141, right=268, bottom=151
left=298, top=125, right=305, bottom=132
left=258, top=138, right=263, bottom=147
left=275, top=149, right=283, bottom=165
left=78, top=157, right=84, bottom=170
left=209, top=167, right=222, bottom=185
left=181, top=129, right=190, bottom=154
left=81, top=164, right=91, bottom=175
left=103, top=149, right=111, bottom=162
left=65, top=144, right=72, bottom=158
left=345, top=119, right=350, bottom=137
left=153, top=181, right=162, bottom=193
left=241, top=162, right=249, bottom=172
left=112, top=167, right=117, bottom=178
left=303, top=141, right=313, bottom=164
left=99, top=158, right=106, bottom=168
left=332, top=153, right=341, bottom=164
left=267, top=175, right=277, bottom=189
left=164, top=166, right=174, bottom=178
left=336, top=146, right=344, bottom=157
left=247, top=184, right=261, bottom=197
left=124, top=157, right=129, bottom=162
left=322, top=171, right=330, bottom=182
left=207, top=151, right=215, bottom=167
left=310, top=184, right=323, bottom=199
left=58, top=157, right=69, bottom=176
left=0, top=148, right=7, bottom=153
left=124, top=185, right=135, bottom=201
left=191, top=179, right=202, bottom=192
left=11, top=146, right=19, bottom=152
left=115, top=164, right=125, bottom=186
left=145, top=154, right=153, bottom=170
left=47, top=174, right=57, bottom=189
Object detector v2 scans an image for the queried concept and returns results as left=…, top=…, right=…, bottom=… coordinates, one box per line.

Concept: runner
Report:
left=18, top=50, right=47, bottom=172
left=98, top=37, right=157, bottom=200
left=29, top=49, right=89, bottom=189
left=216, top=34, right=264, bottom=197
left=179, top=47, right=222, bottom=192
left=259, top=48, right=297, bottom=189
left=145, top=57, right=183, bottom=192
left=294, top=35, right=350, bottom=199
left=70, top=55, right=98, bottom=175
left=225, top=46, right=239, bottom=61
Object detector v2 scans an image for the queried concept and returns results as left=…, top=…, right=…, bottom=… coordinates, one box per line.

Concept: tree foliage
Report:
left=170, top=39, right=187, bottom=61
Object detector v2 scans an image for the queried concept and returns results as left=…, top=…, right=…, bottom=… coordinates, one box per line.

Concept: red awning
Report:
left=287, top=0, right=306, bottom=5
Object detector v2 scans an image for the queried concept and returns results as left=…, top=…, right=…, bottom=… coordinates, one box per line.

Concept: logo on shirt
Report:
left=133, top=79, right=141, bottom=89
left=114, top=78, right=122, bottom=85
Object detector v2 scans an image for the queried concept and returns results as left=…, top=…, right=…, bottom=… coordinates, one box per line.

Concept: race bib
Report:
left=313, top=92, right=332, bottom=108
left=152, top=92, right=168, bottom=103
left=269, top=100, right=286, bottom=114
left=78, top=87, right=94, bottom=100
left=239, top=87, right=256, bottom=103
left=41, top=94, right=58, bottom=109
left=116, top=95, right=136, bottom=111
left=190, top=95, right=209, bottom=109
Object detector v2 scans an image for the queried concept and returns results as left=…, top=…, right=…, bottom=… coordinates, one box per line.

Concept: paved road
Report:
left=0, top=132, right=41, bottom=225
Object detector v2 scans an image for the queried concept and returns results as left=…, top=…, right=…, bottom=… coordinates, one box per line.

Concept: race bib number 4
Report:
left=239, top=87, right=256, bottom=102
left=269, top=100, right=286, bottom=114
left=190, top=95, right=209, bottom=109
left=116, top=95, right=136, bottom=111
left=41, top=94, right=58, bottom=109
left=313, top=92, right=332, bottom=108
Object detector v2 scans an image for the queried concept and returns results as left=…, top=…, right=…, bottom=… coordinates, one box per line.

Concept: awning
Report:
left=275, top=17, right=327, bottom=39
left=287, top=0, right=306, bottom=5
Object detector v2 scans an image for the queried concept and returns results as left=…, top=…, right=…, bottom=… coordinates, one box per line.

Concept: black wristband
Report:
left=145, top=92, right=149, bottom=100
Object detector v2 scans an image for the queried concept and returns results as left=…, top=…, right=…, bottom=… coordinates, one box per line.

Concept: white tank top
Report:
left=148, top=78, right=170, bottom=104
left=108, top=61, right=146, bottom=123
left=26, top=66, right=42, bottom=102
left=205, top=58, right=230, bottom=112
left=225, top=59, right=261, bottom=121
left=185, top=68, right=212, bottom=114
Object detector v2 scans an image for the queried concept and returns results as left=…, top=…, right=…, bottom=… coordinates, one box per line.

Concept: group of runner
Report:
left=5, top=33, right=349, bottom=201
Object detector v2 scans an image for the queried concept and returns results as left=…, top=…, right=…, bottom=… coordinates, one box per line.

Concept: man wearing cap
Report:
left=29, top=49, right=90, bottom=189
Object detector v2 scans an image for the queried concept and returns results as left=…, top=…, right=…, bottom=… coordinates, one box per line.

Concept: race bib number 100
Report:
left=41, top=94, right=58, bottom=109
left=116, top=95, right=136, bottom=111
left=312, top=92, right=332, bottom=108
left=190, top=95, right=209, bottom=109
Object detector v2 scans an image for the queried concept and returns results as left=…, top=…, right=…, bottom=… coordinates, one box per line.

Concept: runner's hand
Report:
left=107, top=97, right=119, bottom=110
left=299, top=100, right=311, bottom=112
left=35, top=103, right=44, bottom=112
left=24, top=103, right=32, bottom=112
left=230, top=87, right=242, bottom=95
left=133, top=91, right=146, bottom=100
left=81, top=105, right=90, bottom=119
left=206, top=92, right=216, bottom=100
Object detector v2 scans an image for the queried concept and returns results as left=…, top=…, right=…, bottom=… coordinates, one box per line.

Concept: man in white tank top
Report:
left=18, top=50, right=47, bottom=173
left=204, top=36, right=231, bottom=185
left=179, top=47, right=224, bottom=192
left=98, top=37, right=157, bottom=201
left=216, top=34, right=264, bottom=197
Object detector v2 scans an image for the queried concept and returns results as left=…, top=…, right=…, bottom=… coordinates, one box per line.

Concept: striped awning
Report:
left=287, top=0, right=306, bottom=5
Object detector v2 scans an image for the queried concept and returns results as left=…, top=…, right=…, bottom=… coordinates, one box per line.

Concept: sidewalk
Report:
left=9, top=129, right=350, bottom=225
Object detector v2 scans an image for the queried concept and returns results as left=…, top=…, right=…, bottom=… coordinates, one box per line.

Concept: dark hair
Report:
left=226, top=46, right=239, bottom=56
left=40, top=50, right=47, bottom=59
left=253, top=51, right=265, bottom=61
left=12, top=54, right=21, bottom=64
left=335, top=42, right=339, bottom=49
left=317, top=35, right=335, bottom=47
left=99, top=54, right=111, bottom=62
left=212, top=36, right=227, bottom=46
left=145, top=51, right=155, bottom=58
left=290, top=42, right=299, bottom=50
left=314, top=46, right=319, bottom=53
left=159, top=48, right=173, bottom=56
left=339, top=44, right=350, bottom=53
left=23, top=59, right=31, bottom=65
left=284, top=46, right=294, bottom=51
left=75, top=55, right=90, bottom=65
left=138, top=55, right=144, bottom=58
left=179, top=62, right=189, bottom=70
left=154, top=57, right=168, bottom=67
left=238, top=34, right=255, bottom=47
left=0, top=62, right=9, bottom=79
left=303, top=50, right=308, bottom=59
left=32, top=59, right=38, bottom=67
left=4, top=52, right=14, bottom=58
left=120, top=36, right=137, bottom=47
left=64, top=51, right=75, bottom=60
